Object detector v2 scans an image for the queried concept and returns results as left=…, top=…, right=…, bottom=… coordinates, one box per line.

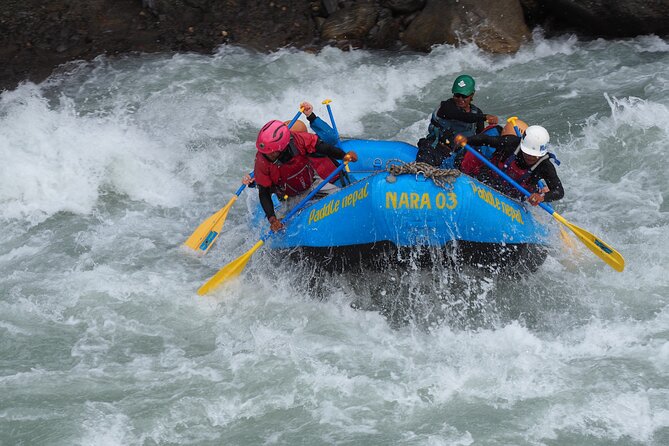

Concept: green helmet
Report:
left=452, top=74, right=476, bottom=96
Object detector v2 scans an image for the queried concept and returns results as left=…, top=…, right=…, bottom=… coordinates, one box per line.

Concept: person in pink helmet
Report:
left=243, top=119, right=357, bottom=232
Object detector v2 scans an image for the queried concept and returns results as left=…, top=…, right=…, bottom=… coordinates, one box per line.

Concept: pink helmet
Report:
left=256, top=120, right=290, bottom=154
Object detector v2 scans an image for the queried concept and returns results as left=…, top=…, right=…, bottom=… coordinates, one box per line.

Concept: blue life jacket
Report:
left=477, top=125, right=500, bottom=159
left=440, top=123, right=498, bottom=169
left=428, top=103, right=483, bottom=145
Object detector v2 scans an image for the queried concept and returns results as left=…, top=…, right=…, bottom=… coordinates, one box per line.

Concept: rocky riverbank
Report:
left=1, top=0, right=668, bottom=91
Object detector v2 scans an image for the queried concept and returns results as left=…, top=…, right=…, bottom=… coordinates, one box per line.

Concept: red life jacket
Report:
left=254, top=131, right=340, bottom=196
left=492, top=146, right=550, bottom=192
left=254, top=131, right=333, bottom=197
left=460, top=151, right=484, bottom=176
left=291, top=130, right=339, bottom=182
left=309, top=157, right=339, bottom=183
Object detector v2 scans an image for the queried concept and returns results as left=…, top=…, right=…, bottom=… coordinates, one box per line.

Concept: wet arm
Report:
left=467, top=134, right=520, bottom=154
left=314, top=140, right=346, bottom=159
left=467, top=133, right=501, bottom=148
left=541, top=164, right=565, bottom=202
left=258, top=185, right=276, bottom=220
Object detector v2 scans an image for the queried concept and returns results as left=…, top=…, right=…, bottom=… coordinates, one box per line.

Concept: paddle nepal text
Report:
left=470, top=183, right=524, bottom=225
left=308, top=183, right=370, bottom=224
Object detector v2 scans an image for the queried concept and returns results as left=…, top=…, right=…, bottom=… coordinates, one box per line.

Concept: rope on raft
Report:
left=385, top=160, right=460, bottom=189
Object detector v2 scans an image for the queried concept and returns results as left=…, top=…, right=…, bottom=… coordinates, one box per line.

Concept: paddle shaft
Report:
left=233, top=171, right=254, bottom=196
left=321, top=99, right=340, bottom=142
left=462, top=142, right=554, bottom=214
left=261, top=161, right=348, bottom=241
left=325, top=104, right=339, bottom=140
left=286, top=109, right=303, bottom=129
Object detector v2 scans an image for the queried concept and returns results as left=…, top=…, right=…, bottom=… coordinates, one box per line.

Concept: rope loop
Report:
left=385, top=160, right=460, bottom=189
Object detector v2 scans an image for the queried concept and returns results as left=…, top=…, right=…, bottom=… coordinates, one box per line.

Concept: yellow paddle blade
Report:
left=559, top=226, right=578, bottom=251
left=183, top=196, right=237, bottom=252
left=197, top=240, right=265, bottom=295
left=553, top=212, right=625, bottom=272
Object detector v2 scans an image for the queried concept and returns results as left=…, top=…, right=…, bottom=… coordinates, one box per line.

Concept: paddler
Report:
left=242, top=120, right=357, bottom=232
left=416, top=74, right=499, bottom=167
left=456, top=124, right=564, bottom=206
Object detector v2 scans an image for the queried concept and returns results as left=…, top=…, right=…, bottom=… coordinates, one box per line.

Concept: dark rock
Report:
left=367, top=14, right=402, bottom=49
left=401, top=0, right=455, bottom=51
left=321, top=0, right=340, bottom=16
left=524, top=0, right=669, bottom=38
left=0, top=0, right=318, bottom=90
left=321, top=2, right=380, bottom=42
left=1, top=0, right=669, bottom=91
left=381, top=0, right=426, bottom=14
left=402, top=0, right=529, bottom=53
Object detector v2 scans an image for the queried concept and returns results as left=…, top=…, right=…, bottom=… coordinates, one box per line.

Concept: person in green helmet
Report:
left=416, top=74, right=499, bottom=167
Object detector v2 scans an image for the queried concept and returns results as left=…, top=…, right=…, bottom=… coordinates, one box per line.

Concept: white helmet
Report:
left=520, top=125, right=550, bottom=157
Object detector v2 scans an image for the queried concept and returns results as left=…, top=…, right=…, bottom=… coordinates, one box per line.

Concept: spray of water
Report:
left=1, top=36, right=668, bottom=444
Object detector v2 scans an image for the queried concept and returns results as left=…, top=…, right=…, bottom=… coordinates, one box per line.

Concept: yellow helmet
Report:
left=502, top=119, right=528, bottom=136
left=284, top=119, right=308, bottom=133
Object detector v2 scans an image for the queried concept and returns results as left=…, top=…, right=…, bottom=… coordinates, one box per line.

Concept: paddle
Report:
left=183, top=173, right=254, bottom=253
left=197, top=161, right=349, bottom=295
left=183, top=109, right=304, bottom=254
left=322, top=99, right=340, bottom=141
left=317, top=98, right=353, bottom=185
left=454, top=135, right=625, bottom=272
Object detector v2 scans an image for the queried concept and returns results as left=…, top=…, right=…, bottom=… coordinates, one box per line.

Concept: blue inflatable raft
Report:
left=259, top=139, right=551, bottom=272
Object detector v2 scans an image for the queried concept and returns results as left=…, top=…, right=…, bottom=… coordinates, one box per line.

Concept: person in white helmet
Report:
left=457, top=125, right=564, bottom=206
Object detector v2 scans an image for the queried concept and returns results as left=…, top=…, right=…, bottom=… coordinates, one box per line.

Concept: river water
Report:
left=1, top=33, right=668, bottom=445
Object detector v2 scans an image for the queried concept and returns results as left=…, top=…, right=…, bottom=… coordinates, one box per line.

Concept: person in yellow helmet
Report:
left=460, top=119, right=529, bottom=176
